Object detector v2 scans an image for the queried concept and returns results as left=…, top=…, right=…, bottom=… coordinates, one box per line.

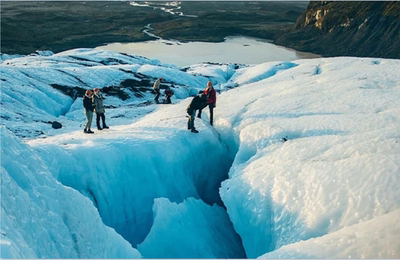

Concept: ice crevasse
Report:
left=27, top=100, right=241, bottom=256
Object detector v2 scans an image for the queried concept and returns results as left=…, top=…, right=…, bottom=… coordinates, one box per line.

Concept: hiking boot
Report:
left=87, top=129, right=94, bottom=134
left=191, top=129, right=199, bottom=133
left=83, top=129, right=87, bottom=133
left=98, top=127, right=103, bottom=130
left=103, top=125, right=109, bottom=129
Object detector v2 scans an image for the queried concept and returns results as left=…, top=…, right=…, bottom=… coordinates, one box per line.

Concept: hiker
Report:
left=92, top=88, right=109, bottom=130
left=153, top=77, right=163, bottom=103
left=164, top=87, right=174, bottom=104
left=83, top=89, right=94, bottom=134
left=197, top=81, right=217, bottom=125
left=187, top=93, right=208, bottom=133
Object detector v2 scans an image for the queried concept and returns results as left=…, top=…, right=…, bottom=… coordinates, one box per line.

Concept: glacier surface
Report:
left=217, top=57, right=400, bottom=257
left=138, top=197, right=246, bottom=258
left=1, top=126, right=141, bottom=258
left=1, top=49, right=400, bottom=258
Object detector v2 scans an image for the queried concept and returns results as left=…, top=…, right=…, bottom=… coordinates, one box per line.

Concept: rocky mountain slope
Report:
left=276, top=1, right=400, bottom=59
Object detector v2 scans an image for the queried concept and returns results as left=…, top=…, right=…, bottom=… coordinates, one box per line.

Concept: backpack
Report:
left=165, top=89, right=173, bottom=96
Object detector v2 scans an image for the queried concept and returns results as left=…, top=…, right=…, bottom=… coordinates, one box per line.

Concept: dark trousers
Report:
left=96, top=113, right=106, bottom=128
left=84, top=110, right=93, bottom=131
left=154, top=90, right=160, bottom=102
left=187, top=110, right=196, bottom=130
left=198, top=104, right=214, bottom=125
left=166, top=95, right=172, bottom=104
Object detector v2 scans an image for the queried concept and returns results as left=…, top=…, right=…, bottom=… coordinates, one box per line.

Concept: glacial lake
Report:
left=97, top=36, right=320, bottom=67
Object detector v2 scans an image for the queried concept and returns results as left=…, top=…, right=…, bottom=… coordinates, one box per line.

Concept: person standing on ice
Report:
left=92, top=88, right=109, bottom=130
left=164, top=87, right=174, bottom=104
left=83, top=90, right=94, bottom=134
left=153, top=77, right=163, bottom=103
left=187, top=93, right=208, bottom=133
left=197, top=81, right=217, bottom=125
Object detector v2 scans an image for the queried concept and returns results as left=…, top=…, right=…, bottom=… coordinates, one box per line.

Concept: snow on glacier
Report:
left=215, top=57, right=400, bottom=258
left=0, top=126, right=141, bottom=258
left=183, top=63, right=239, bottom=84
left=138, top=198, right=246, bottom=258
left=2, top=49, right=400, bottom=258
left=227, top=61, right=298, bottom=86
left=0, top=48, right=233, bottom=139
left=260, top=209, right=400, bottom=258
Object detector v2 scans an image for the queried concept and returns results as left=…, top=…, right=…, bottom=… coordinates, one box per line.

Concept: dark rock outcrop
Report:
left=52, top=121, right=62, bottom=129
left=275, top=1, right=400, bottom=59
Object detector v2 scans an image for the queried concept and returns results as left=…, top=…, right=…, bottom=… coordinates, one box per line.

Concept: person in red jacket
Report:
left=197, top=81, right=217, bottom=125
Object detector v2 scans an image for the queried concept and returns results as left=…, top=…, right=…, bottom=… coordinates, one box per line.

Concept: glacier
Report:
left=138, top=197, right=246, bottom=258
left=27, top=105, right=234, bottom=247
left=260, top=209, right=400, bottom=258
left=1, top=126, right=141, bottom=258
left=1, top=49, right=400, bottom=258
left=0, top=49, right=237, bottom=139
left=217, top=57, right=400, bottom=258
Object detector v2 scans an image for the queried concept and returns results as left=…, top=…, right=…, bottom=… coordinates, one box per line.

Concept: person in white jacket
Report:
left=92, top=88, right=109, bottom=130
left=153, top=77, right=163, bottom=103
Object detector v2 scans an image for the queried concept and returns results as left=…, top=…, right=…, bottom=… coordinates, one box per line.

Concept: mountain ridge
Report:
left=275, top=1, right=400, bottom=58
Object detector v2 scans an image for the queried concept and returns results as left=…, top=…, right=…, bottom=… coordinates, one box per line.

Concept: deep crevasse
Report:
left=28, top=100, right=246, bottom=258
left=138, top=197, right=246, bottom=258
